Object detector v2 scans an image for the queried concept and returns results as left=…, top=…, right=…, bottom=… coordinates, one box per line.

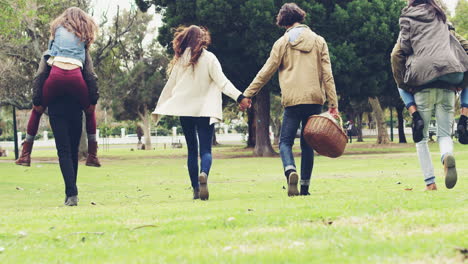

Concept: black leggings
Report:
left=48, top=97, right=83, bottom=197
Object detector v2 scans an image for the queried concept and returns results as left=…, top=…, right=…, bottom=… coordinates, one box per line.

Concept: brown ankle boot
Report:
left=15, top=141, right=34, bottom=166
left=86, top=141, right=101, bottom=167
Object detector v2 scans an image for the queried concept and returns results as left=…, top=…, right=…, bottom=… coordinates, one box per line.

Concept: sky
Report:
left=443, top=0, right=459, bottom=15
left=90, top=0, right=162, bottom=46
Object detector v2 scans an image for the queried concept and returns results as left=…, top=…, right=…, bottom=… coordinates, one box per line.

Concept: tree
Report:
left=452, top=0, right=468, bottom=39
left=380, top=85, right=408, bottom=143
left=0, top=0, right=94, bottom=158
left=270, top=94, right=282, bottom=145
left=0, top=1, right=143, bottom=158
left=0, top=0, right=92, bottom=109
left=326, top=0, right=405, bottom=144
left=112, top=52, right=168, bottom=150
left=135, top=0, right=289, bottom=156
left=136, top=0, right=407, bottom=148
left=92, top=7, right=139, bottom=106
left=395, top=104, right=408, bottom=143
left=102, top=11, right=168, bottom=150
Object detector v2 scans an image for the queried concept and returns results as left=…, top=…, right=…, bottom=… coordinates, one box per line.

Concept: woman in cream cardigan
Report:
left=153, top=25, right=251, bottom=200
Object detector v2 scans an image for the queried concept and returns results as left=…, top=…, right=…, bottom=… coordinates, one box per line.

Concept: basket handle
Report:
left=319, top=112, right=346, bottom=133
left=336, top=115, right=345, bottom=133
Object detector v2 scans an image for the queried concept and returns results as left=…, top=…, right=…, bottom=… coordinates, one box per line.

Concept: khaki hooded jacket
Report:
left=243, top=24, right=338, bottom=109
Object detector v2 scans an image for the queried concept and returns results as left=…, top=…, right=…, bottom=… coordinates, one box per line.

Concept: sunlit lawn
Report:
left=0, top=141, right=467, bottom=263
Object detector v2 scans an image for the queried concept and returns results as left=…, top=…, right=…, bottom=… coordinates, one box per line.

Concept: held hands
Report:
left=239, top=98, right=252, bottom=111
left=328, top=107, right=340, bottom=119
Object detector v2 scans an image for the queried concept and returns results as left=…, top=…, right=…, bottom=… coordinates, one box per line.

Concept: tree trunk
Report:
left=78, top=112, right=88, bottom=160
left=368, top=97, right=390, bottom=144
left=212, top=132, right=219, bottom=146
left=138, top=107, right=152, bottom=150
left=396, top=105, right=407, bottom=143
left=367, top=112, right=374, bottom=129
left=357, top=112, right=364, bottom=142
left=253, top=89, right=277, bottom=156
left=247, top=103, right=256, bottom=147
left=273, top=122, right=281, bottom=145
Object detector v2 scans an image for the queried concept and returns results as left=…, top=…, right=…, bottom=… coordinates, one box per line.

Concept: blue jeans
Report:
left=180, top=117, right=214, bottom=189
left=398, top=88, right=417, bottom=109
left=414, top=88, right=455, bottom=185
left=279, top=104, right=322, bottom=186
left=462, top=88, right=468, bottom=108
left=398, top=72, right=466, bottom=109
left=400, top=88, right=468, bottom=108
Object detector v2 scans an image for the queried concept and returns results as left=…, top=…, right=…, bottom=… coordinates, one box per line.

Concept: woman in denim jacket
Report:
left=16, top=7, right=101, bottom=171
left=17, top=7, right=100, bottom=206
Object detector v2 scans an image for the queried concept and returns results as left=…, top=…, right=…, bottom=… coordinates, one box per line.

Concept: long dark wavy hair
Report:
left=408, top=0, right=447, bottom=23
left=170, top=25, right=211, bottom=70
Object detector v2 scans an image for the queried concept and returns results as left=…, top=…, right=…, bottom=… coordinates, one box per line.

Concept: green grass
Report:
left=0, top=142, right=467, bottom=263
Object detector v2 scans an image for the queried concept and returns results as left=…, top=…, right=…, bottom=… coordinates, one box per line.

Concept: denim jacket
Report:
left=32, top=49, right=99, bottom=106
left=46, top=26, right=86, bottom=64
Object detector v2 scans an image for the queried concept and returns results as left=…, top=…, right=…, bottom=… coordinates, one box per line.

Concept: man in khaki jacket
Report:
left=243, top=3, right=339, bottom=197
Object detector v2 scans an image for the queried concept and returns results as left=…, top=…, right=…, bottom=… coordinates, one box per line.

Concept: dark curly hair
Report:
left=276, top=3, right=306, bottom=27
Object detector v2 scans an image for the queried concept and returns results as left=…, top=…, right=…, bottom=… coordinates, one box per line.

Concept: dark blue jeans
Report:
left=279, top=104, right=322, bottom=186
left=180, top=117, right=215, bottom=189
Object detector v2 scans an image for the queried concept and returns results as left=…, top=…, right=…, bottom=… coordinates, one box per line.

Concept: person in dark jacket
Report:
left=346, top=120, right=354, bottom=143
left=394, top=0, right=468, bottom=191
left=15, top=7, right=101, bottom=168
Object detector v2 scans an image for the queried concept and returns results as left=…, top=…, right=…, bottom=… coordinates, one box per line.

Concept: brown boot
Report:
left=425, top=183, right=437, bottom=191
left=198, top=172, right=209, bottom=200
left=15, top=141, right=34, bottom=166
left=86, top=141, right=101, bottom=167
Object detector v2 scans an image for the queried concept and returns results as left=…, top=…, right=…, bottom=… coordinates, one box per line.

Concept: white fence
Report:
left=0, top=134, right=246, bottom=148
left=0, top=128, right=416, bottom=149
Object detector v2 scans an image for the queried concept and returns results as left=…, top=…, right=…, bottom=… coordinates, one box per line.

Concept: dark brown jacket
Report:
left=32, top=48, right=99, bottom=106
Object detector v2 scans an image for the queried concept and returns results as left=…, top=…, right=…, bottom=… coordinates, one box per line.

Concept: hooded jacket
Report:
left=243, top=24, right=338, bottom=109
left=399, top=4, right=468, bottom=86
left=391, top=28, right=468, bottom=93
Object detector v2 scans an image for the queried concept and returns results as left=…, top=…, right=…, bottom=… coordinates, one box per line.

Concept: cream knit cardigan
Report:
left=152, top=49, right=242, bottom=124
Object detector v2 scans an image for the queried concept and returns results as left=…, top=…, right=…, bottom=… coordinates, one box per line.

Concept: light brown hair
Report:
left=170, top=25, right=211, bottom=69
left=50, top=7, right=98, bottom=47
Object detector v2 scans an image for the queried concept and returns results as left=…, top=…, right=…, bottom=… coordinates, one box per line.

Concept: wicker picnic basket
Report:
left=303, top=113, right=348, bottom=158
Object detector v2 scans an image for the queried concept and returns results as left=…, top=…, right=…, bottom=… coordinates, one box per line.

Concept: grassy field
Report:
left=0, top=142, right=467, bottom=263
